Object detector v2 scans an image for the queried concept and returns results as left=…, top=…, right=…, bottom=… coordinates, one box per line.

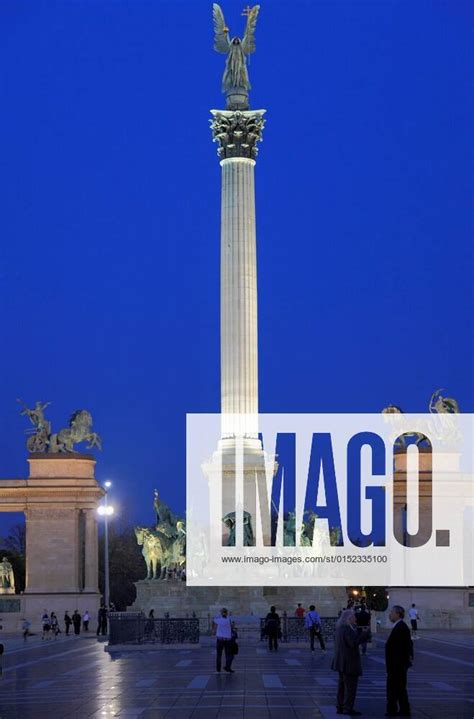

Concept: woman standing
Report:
left=331, top=608, right=370, bottom=716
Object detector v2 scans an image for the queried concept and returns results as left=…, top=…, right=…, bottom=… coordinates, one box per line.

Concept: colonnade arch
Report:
left=0, top=453, right=104, bottom=628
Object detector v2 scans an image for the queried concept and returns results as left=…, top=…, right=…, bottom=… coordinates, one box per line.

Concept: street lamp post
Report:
left=98, top=481, right=114, bottom=609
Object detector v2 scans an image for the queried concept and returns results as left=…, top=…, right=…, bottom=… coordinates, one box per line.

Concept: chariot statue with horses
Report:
left=19, top=400, right=102, bottom=454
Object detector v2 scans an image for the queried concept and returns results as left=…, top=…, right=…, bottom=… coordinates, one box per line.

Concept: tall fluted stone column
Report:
left=84, top=509, right=99, bottom=592
left=210, top=109, right=266, bottom=450
left=208, top=109, right=273, bottom=544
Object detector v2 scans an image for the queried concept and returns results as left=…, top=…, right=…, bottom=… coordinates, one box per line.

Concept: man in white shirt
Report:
left=407, top=604, right=420, bottom=639
left=212, top=607, right=235, bottom=673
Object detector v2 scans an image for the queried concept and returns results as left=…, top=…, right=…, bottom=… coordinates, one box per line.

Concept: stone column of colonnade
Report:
left=84, top=508, right=99, bottom=592
left=210, top=109, right=266, bottom=451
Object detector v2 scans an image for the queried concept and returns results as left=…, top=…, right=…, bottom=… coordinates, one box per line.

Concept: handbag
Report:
left=306, top=614, right=322, bottom=638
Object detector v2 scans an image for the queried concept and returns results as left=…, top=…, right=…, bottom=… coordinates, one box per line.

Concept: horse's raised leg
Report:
left=86, top=432, right=102, bottom=450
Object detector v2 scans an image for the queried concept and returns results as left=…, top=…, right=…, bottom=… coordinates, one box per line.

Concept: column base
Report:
left=217, top=436, right=263, bottom=456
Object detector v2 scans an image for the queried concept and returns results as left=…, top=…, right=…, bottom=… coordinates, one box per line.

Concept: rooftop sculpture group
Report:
left=382, top=389, right=460, bottom=447
left=18, top=400, right=102, bottom=453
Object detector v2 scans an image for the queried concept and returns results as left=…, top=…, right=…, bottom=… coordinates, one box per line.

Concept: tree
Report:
left=98, top=521, right=145, bottom=610
left=1, top=523, right=26, bottom=555
left=347, top=586, right=388, bottom=611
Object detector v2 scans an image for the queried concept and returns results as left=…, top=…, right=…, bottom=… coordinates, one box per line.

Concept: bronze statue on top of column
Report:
left=213, top=4, right=260, bottom=111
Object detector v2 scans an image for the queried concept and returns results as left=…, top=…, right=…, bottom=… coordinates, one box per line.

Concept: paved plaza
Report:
left=0, top=631, right=472, bottom=719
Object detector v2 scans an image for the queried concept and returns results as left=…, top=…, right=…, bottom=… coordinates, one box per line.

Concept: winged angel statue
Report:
left=213, top=3, right=260, bottom=106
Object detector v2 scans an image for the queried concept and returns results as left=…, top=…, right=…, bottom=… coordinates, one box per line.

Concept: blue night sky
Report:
left=0, top=1, right=472, bottom=530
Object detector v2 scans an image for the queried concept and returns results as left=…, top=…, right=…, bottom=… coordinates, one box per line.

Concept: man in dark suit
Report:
left=331, top=608, right=370, bottom=715
left=385, top=605, right=413, bottom=717
left=355, top=599, right=371, bottom=654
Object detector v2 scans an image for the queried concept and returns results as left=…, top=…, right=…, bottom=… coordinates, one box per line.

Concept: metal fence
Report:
left=260, top=614, right=336, bottom=643
left=108, top=613, right=200, bottom=645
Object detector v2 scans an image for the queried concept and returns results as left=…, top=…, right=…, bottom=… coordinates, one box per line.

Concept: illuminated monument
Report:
left=132, top=5, right=346, bottom=619
left=205, top=4, right=346, bottom=613
left=209, top=3, right=271, bottom=546
left=136, top=6, right=473, bottom=627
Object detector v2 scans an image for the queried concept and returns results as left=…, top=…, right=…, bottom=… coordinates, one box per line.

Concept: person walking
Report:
left=212, top=607, right=236, bottom=673
left=22, top=618, right=31, bottom=640
left=264, top=606, right=281, bottom=652
left=305, top=604, right=326, bottom=654
left=72, top=610, right=81, bottom=635
left=408, top=604, right=420, bottom=640
left=64, top=611, right=72, bottom=636
left=385, top=605, right=413, bottom=717
left=331, top=608, right=369, bottom=716
left=355, top=599, right=371, bottom=655
left=82, top=610, right=90, bottom=631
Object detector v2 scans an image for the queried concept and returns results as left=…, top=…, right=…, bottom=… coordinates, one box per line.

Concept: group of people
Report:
left=261, top=603, right=328, bottom=654
left=63, top=610, right=91, bottom=635
left=21, top=608, right=106, bottom=640
left=38, top=610, right=90, bottom=638
left=19, top=604, right=114, bottom=640
left=213, top=600, right=414, bottom=718
left=333, top=604, right=413, bottom=716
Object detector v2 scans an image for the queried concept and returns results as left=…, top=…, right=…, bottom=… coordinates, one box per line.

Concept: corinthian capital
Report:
left=210, top=109, right=266, bottom=160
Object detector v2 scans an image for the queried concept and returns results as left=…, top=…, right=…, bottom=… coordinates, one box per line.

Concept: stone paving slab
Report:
left=0, top=631, right=472, bottom=718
